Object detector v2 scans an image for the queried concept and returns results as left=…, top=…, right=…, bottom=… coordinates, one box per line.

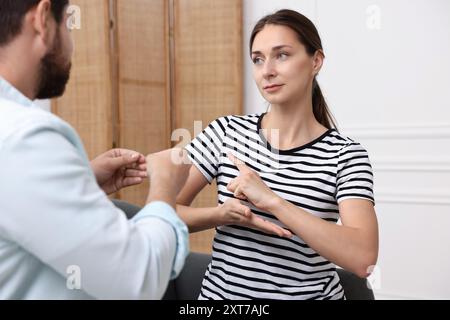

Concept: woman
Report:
left=177, top=9, right=378, bottom=300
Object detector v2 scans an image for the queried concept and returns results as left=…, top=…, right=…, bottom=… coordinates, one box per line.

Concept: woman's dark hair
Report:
left=250, top=9, right=338, bottom=130
left=0, top=0, right=68, bottom=46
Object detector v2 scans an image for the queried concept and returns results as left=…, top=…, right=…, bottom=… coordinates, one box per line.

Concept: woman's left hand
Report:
left=226, top=153, right=280, bottom=211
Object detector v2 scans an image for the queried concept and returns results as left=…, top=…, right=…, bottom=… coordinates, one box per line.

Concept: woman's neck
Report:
left=261, top=97, right=328, bottom=150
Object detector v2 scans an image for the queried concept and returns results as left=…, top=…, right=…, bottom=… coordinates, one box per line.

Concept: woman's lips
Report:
left=263, top=84, right=284, bottom=93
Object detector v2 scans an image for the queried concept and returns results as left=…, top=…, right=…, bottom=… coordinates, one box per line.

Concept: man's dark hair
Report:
left=0, top=0, right=69, bottom=46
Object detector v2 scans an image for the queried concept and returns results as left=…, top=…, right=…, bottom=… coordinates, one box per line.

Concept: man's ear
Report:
left=312, top=49, right=324, bottom=76
left=32, top=0, right=55, bottom=46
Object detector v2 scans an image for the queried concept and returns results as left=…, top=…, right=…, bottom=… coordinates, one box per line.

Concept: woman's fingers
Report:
left=224, top=200, right=292, bottom=238
left=231, top=211, right=292, bottom=238
left=227, top=178, right=248, bottom=201
left=251, top=216, right=292, bottom=238
left=232, top=207, right=251, bottom=218
left=229, top=212, right=246, bottom=222
left=275, top=224, right=293, bottom=238
left=227, top=178, right=238, bottom=192
left=233, top=186, right=247, bottom=201
left=230, top=200, right=251, bottom=217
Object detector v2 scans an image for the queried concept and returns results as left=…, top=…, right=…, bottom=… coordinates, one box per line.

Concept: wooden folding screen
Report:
left=52, top=0, right=113, bottom=159
left=52, top=0, right=242, bottom=253
left=114, top=0, right=172, bottom=205
left=173, top=0, right=243, bottom=253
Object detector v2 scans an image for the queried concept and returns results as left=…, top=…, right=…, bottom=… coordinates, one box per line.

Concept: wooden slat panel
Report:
left=52, top=0, right=242, bottom=254
left=115, top=0, right=171, bottom=206
left=173, top=0, right=243, bottom=253
left=52, top=0, right=113, bottom=159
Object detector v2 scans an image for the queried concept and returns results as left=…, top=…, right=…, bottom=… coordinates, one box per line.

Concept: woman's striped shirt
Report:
left=185, top=113, right=375, bottom=300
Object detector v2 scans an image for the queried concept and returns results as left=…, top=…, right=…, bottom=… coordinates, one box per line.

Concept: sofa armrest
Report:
left=171, top=252, right=211, bottom=300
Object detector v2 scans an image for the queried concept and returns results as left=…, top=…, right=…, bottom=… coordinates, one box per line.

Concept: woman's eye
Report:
left=278, top=53, right=288, bottom=60
left=252, top=57, right=263, bottom=65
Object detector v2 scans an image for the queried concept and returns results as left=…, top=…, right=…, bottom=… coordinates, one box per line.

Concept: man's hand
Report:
left=90, top=148, right=147, bottom=195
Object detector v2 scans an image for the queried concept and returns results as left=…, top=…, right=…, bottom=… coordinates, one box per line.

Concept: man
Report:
left=0, top=0, right=191, bottom=299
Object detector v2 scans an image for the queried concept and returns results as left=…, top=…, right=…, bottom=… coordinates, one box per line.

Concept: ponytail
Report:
left=312, top=78, right=337, bottom=130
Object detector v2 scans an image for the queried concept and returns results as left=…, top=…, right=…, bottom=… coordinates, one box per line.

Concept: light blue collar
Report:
left=0, top=76, right=34, bottom=107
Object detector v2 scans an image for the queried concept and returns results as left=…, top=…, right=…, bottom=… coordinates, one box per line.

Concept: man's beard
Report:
left=35, top=32, right=72, bottom=100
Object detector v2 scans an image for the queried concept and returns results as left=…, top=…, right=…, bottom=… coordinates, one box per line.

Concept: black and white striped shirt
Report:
left=185, top=113, right=374, bottom=300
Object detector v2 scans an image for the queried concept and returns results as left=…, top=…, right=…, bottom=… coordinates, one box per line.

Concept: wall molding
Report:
left=372, top=158, right=450, bottom=172
left=342, top=123, right=450, bottom=139
left=374, top=290, right=426, bottom=300
left=376, top=192, right=450, bottom=205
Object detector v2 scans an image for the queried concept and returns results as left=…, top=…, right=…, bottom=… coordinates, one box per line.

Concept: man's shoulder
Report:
left=0, top=98, right=72, bottom=142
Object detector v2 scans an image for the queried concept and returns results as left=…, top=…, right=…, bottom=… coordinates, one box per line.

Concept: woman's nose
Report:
left=262, top=59, right=277, bottom=79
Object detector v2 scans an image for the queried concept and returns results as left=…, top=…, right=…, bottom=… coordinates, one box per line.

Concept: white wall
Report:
left=243, top=0, right=450, bottom=300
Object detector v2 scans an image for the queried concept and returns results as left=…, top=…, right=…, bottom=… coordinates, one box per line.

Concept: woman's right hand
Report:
left=217, top=199, right=292, bottom=238
left=145, top=148, right=191, bottom=207
left=146, top=148, right=191, bottom=195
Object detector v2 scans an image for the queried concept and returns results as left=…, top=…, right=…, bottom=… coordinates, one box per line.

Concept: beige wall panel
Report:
left=52, top=0, right=243, bottom=253
left=52, top=0, right=113, bottom=159
left=116, top=0, right=171, bottom=206
left=174, top=0, right=243, bottom=253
